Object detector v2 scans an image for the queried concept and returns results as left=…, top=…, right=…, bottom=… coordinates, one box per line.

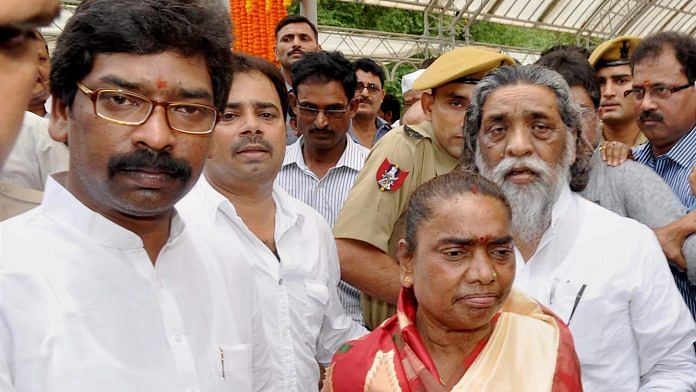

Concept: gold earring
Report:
left=403, top=276, right=412, bottom=286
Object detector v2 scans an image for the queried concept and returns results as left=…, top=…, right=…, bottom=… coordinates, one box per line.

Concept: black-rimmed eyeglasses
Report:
left=76, top=82, right=219, bottom=134
left=623, top=81, right=694, bottom=100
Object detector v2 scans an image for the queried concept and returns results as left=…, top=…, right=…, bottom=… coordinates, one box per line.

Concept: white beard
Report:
left=475, top=137, right=573, bottom=245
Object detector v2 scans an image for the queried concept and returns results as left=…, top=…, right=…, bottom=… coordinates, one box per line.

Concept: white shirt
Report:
left=0, top=176, right=273, bottom=392
left=276, top=136, right=368, bottom=324
left=0, top=112, right=68, bottom=191
left=514, top=187, right=696, bottom=391
left=178, top=177, right=367, bottom=391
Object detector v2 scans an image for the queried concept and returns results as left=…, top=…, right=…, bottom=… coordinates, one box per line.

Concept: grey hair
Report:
left=461, top=64, right=590, bottom=192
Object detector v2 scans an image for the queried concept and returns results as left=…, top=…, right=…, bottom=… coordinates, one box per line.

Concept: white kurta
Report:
left=0, top=176, right=273, bottom=391
left=0, top=112, right=68, bottom=191
left=178, top=177, right=367, bottom=391
left=514, top=187, right=696, bottom=391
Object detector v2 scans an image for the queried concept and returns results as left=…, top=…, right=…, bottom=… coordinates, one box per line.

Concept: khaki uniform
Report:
left=0, top=181, right=42, bottom=221
left=333, top=122, right=459, bottom=328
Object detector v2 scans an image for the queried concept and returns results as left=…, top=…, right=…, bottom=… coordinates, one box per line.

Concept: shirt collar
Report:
left=281, top=135, right=364, bottom=172
left=41, top=174, right=185, bottom=250
left=196, top=174, right=300, bottom=239
left=633, top=123, right=696, bottom=167
left=347, top=116, right=392, bottom=145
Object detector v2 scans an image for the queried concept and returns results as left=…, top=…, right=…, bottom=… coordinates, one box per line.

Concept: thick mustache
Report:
left=638, top=111, right=664, bottom=123
left=232, top=134, right=273, bottom=155
left=108, top=149, right=192, bottom=181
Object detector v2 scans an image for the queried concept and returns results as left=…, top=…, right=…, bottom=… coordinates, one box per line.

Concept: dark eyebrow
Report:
left=611, top=74, right=631, bottom=79
left=439, top=235, right=514, bottom=246
left=225, top=101, right=279, bottom=110
left=97, top=75, right=212, bottom=100
left=485, top=113, right=508, bottom=123
left=446, top=93, right=469, bottom=100
left=526, top=111, right=552, bottom=120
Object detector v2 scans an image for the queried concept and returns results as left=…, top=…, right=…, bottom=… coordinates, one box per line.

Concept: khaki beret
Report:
left=589, top=36, right=642, bottom=69
left=412, top=46, right=515, bottom=90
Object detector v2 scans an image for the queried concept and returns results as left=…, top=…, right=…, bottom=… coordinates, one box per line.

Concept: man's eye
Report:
left=102, top=93, right=138, bottom=106
left=449, top=100, right=464, bottom=108
left=174, top=105, right=204, bottom=115
left=221, top=112, right=238, bottom=121
left=260, top=112, right=277, bottom=119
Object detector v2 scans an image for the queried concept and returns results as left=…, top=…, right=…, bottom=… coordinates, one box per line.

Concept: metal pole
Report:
left=300, top=0, right=318, bottom=26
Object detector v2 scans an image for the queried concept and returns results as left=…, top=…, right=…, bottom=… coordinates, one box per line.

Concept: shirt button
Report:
left=278, top=278, right=283, bottom=285
left=175, top=334, right=182, bottom=343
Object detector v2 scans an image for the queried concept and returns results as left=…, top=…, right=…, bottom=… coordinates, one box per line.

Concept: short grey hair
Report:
left=461, top=64, right=590, bottom=192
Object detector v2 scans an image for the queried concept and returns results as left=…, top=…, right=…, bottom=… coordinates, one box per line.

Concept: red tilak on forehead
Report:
left=470, top=184, right=478, bottom=194
left=156, top=79, right=168, bottom=89
left=478, top=235, right=488, bottom=244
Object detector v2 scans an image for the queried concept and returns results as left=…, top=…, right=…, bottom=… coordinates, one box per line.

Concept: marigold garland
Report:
left=230, top=0, right=290, bottom=63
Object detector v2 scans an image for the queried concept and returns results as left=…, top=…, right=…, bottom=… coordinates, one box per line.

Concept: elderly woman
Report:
left=323, top=171, right=582, bottom=391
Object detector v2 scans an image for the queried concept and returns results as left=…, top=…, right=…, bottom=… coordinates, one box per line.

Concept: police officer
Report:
left=334, top=47, right=514, bottom=328
left=589, top=35, right=646, bottom=148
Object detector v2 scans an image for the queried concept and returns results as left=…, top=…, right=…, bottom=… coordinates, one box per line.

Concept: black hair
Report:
left=230, top=54, right=289, bottom=120
left=420, top=57, right=437, bottom=69
left=631, top=31, right=696, bottom=83
left=540, top=44, right=590, bottom=59
left=536, top=48, right=600, bottom=109
left=403, top=171, right=511, bottom=254
left=380, top=93, right=401, bottom=122
left=354, top=57, right=386, bottom=86
left=274, top=15, right=318, bottom=41
left=291, top=50, right=357, bottom=101
left=50, top=0, right=233, bottom=111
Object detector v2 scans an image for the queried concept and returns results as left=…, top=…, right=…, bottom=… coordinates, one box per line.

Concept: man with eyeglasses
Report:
left=333, top=47, right=514, bottom=329
left=276, top=50, right=371, bottom=328
left=350, top=58, right=390, bottom=148
left=589, top=36, right=647, bottom=149
left=0, top=0, right=60, bottom=219
left=0, top=1, right=273, bottom=390
left=630, top=32, right=696, bottom=307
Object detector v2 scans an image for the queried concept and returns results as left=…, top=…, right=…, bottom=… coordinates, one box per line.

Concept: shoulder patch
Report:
left=376, top=158, right=409, bottom=192
left=403, top=126, right=424, bottom=140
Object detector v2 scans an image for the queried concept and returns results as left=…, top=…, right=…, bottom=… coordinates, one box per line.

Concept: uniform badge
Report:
left=376, top=158, right=409, bottom=192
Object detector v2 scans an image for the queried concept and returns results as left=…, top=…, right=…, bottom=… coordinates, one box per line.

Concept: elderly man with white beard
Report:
left=462, top=64, right=696, bottom=392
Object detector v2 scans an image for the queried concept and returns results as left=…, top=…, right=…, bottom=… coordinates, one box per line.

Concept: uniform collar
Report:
left=41, top=174, right=185, bottom=250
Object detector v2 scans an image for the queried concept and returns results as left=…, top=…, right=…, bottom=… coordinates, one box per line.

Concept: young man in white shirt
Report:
left=0, top=1, right=272, bottom=390
left=178, top=54, right=366, bottom=391
left=466, top=64, right=696, bottom=391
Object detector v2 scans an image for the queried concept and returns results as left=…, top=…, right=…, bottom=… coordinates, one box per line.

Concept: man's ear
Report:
left=289, top=92, right=298, bottom=113
left=49, top=97, right=70, bottom=144
left=420, top=91, right=434, bottom=121
left=348, top=99, right=359, bottom=117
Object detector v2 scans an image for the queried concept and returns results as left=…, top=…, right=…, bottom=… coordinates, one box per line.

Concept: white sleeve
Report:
left=315, top=220, right=367, bottom=365
left=0, top=294, right=16, bottom=391
left=632, top=233, right=696, bottom=391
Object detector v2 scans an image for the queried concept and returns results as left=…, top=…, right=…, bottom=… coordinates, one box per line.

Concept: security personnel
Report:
left=589, top=36, right=647, bottom=148
left=334, top=47, right=514, bottom=328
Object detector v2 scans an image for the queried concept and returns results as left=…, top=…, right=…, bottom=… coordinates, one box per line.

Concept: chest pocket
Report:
left=302, top=281, right=329, bottom=342
left=552, top=281, right=611, bottom=366
left=210, top=344, right=252, bottom=391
